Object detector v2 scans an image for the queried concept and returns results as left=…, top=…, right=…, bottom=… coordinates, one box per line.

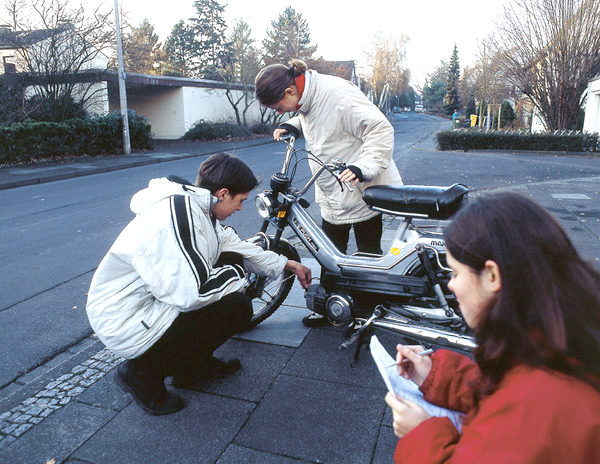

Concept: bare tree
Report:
left=220, top=19, right=261, bottom=126
left=2, top=0, right=114, bottom=121
left=363, top=31, right=410, bottom=107
left=493, top=0, right=600, bottom=130
left=465, top=38, right=515, bottom=126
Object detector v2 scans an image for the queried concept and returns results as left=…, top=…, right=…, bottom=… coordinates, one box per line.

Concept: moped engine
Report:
left=305, top=285, right=353, bottom=325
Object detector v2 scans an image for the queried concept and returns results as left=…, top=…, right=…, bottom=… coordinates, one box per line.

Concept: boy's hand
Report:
left=285, top=260, right=312, bottom=289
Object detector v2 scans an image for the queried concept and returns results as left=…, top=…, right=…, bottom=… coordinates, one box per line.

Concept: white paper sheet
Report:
left=370, top=335, right=464, bottom=432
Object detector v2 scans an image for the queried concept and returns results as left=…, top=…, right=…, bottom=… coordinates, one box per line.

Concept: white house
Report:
left=583, top=75, right=600, bottom=134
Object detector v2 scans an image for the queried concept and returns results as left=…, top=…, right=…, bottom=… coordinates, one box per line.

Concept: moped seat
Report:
left=363, top=183, right=468, bottom=219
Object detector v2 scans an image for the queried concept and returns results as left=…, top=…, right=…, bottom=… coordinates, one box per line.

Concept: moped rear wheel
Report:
left=243, top=235, right=300, bottom=328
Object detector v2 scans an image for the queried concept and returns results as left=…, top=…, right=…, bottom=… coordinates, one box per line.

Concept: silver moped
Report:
left=244, top=135, right=476, bottom=359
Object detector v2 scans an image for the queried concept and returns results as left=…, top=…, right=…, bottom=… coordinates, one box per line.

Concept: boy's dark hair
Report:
left=195, top=152, right=259, bottom=195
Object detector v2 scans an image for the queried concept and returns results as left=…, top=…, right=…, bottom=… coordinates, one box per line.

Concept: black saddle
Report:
left=363, top=183, right=469, bottom=220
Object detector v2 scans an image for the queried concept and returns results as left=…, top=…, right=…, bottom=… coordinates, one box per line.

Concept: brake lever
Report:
left=333, top=171, right=354, bottom=192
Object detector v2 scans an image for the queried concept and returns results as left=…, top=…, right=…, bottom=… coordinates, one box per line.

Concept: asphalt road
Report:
left=1, top=112, right=599, bottom=391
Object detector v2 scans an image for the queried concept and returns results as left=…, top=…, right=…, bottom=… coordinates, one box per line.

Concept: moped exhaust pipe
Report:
left=370, top=318, right=477, bottom=352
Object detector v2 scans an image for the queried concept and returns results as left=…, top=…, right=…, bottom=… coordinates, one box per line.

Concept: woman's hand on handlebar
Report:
left=338, top=168, right=360, bottom=185
left=273, top=128, right=288, bottom=141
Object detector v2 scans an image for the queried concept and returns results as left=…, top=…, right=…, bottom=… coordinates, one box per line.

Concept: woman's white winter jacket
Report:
left=86, top=178, right=287, bottom=359
left=283, top=70, right=403, bottom=224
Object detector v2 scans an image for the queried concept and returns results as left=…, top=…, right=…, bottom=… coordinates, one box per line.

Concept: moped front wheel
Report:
left=243, top=235, right=300, bottom=328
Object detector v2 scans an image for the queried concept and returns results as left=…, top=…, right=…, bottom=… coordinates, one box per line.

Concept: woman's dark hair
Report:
left=255, top=59, right=307, bottom=106
left=195, top=152, right=259, bottom=195
left=444, top=192, right=600, bottom=398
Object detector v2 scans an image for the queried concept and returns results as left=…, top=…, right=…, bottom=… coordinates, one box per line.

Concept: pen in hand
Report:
left=385, top=348, right=434, bottom=368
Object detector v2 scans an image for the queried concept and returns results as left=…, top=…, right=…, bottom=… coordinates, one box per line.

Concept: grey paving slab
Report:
left=234, top=256, right=319, bottom=347
left=234, top=374, right=385, bottom=464
left=283, top=325, right=400, bottom=391
left=179, top=338, right=295, bottom=403
left=75, top=374, right=132, bottom=412
left=0, top=401, right=116, bottom=464
left=234, top=304, right=310, bottom=347
left=73, top=391, right=255, bottom=464
left=217, top=444, right=313, bottom=464
left=372, top=425, right=399, bottom=464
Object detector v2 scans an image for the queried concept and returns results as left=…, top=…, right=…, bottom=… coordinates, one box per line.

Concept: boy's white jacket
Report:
left=283, top=70, right=403, bottom=225
left=86, top=178, right=287, bottom=359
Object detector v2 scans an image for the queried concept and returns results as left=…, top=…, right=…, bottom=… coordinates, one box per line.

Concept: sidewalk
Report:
left=0, top=138, right=274, bottom=190
left=1, top=138, right=599, bottom=463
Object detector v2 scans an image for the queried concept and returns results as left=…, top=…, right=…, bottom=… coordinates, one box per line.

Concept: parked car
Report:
left=415, top=104, right=424, bottom=113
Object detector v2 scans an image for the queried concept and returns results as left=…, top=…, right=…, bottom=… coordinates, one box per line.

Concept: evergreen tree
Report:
left=262, top=7, right=317, bottom=65
left=423, top=61, right=447, bottom=112
left=443, top=44, right=461, bottom=115
left=465, top=96, right=477, bottom=117
left=123, top=19, right=163, bottom=75
left=189, top=0, right=228, bottom=79
left=164, top=20, right=197, bottom=77
left=500, top=101, right=516, bottom=128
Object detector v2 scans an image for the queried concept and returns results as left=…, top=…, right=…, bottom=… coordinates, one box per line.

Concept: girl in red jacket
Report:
left=385, top=192, right=600, bottom=463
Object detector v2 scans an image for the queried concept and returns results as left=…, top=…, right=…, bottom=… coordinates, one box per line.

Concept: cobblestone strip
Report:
left=0, top=348, right=122, bottom=449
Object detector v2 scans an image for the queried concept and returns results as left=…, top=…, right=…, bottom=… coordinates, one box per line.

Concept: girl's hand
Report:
left=338, top=168, right=360, bottom=185
left=273, top=128, right=288, bottom=141
left=385, top=392, right=431, bottom=438
left=396, top=345, right=433, bottom=387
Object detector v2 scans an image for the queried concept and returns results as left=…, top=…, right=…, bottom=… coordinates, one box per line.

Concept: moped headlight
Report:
left=255, top=192, right=275, bottom=219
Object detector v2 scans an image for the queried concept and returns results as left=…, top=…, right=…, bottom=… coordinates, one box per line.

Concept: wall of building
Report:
left=106, top=84, right=264, bottom=140
left=583, top=77, right=600, bottom=134
left=109, top=86, right=187, bottom=140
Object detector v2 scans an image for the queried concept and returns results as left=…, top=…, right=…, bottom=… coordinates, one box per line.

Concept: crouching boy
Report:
left=86, top=153, right=311, bottom=415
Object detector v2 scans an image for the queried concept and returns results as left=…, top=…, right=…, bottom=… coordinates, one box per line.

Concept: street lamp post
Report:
left=114, top=0, right=130, bottom=155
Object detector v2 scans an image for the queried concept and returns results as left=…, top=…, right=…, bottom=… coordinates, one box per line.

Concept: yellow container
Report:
left=470, top=114, right=477, bottom=127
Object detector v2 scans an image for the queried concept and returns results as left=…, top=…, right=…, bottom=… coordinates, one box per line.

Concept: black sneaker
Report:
left=207, top=356, right=241, bottom=378
left=302, top=312, right=328, bottom=327
left=115, top=361, right=184, bottom=415
left=171, top=357, right=241, bottom=391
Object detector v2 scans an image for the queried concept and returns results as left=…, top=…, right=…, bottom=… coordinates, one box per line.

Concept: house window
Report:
left=3, top=55, right=16, bottom=73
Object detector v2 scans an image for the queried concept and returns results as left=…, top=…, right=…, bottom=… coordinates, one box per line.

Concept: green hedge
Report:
left=0, top=110, right=153, bottom=163
left=436, top=129, right=600, bottom=153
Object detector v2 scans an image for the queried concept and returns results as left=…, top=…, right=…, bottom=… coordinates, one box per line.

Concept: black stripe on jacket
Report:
left=170, top=195, right=244, bottom=297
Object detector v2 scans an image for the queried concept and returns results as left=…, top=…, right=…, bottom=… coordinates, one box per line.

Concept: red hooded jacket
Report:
left=394, top=349, right=600, bottom=463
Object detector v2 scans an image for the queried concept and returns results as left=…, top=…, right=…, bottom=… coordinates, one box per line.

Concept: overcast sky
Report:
left=118, top=0, right=511, bottom=88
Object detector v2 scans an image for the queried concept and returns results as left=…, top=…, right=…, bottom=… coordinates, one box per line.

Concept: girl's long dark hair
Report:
left=444, top=192, right=600, bottom=399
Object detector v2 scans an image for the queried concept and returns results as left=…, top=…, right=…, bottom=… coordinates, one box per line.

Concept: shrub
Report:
left=183, top=120, right=252, bottom=141
left=250, top=122, right=276, bottom=136
left=0, top=110, right=153, bottom=163
left=436, top=129, right=600, bottom=153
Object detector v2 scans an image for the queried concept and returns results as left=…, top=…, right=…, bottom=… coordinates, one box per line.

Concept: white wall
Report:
left=122, top=87, right=186, bottom=140
left=181, top=87, right=263, bottom=135
left=106, top=84, right=264, bottom=140
left=583, top=78, right=600, bottom=134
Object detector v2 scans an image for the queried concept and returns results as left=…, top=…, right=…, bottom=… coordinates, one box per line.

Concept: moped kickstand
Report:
left=338, top=308, right=382, bottom=367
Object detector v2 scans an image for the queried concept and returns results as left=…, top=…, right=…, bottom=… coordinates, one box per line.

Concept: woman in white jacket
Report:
left=86, top=153, right=311, bottom=415
left=255, top=59, right=402, bottom=325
